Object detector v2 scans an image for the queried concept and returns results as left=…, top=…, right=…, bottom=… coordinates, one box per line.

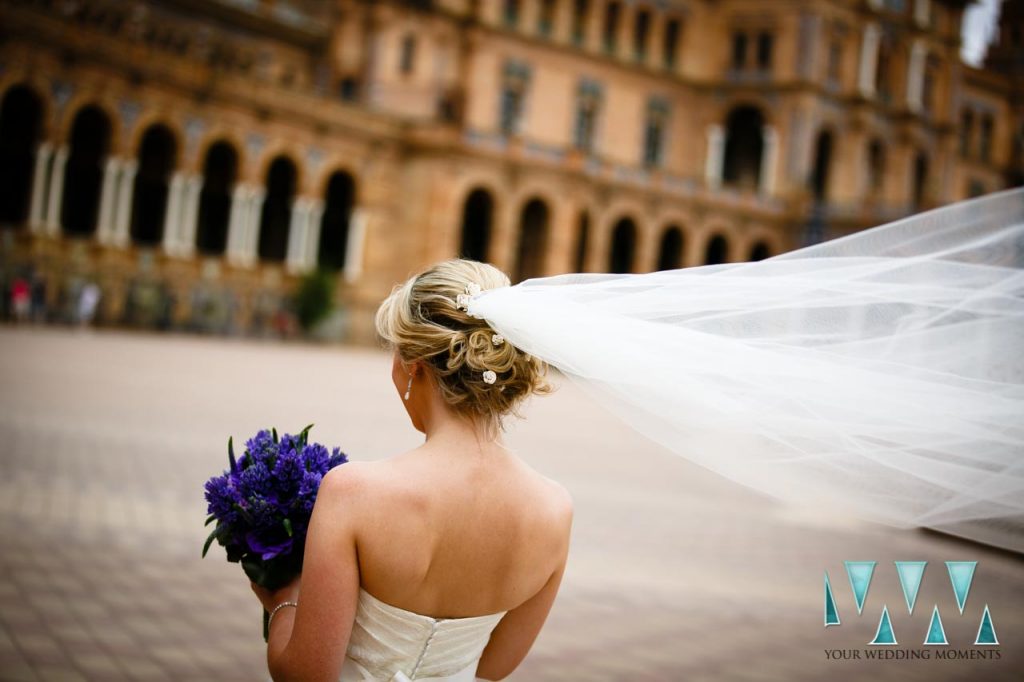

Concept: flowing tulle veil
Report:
left=466, top=188, right=1024, bottom=553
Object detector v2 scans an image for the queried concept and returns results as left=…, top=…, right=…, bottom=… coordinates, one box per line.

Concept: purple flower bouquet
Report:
left=202, top=424, right=348, bottom=640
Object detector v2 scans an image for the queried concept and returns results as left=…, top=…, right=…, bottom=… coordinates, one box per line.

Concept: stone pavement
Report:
left=0, top=325, right=1021, bottom=682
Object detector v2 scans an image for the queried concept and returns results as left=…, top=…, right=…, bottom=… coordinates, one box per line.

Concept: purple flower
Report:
left=202, top=424, right=349, bottom=592
left=246, top=531, right=295, bottom=560
left=204, top=474, right=238, bottom=526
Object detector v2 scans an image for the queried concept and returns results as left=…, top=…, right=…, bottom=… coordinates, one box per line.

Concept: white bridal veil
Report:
left=467, top=188, right=1024, bottom=553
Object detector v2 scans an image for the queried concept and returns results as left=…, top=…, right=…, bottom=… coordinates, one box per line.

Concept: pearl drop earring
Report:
left=404, top=374, right=413, bottom=401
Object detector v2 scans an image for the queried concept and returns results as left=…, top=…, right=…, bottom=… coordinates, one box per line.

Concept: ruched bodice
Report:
left=339, top=587, right=507, bottom=682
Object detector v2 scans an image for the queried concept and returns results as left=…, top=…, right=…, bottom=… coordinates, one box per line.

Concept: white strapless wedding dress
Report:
left=338, top=586, right=508, bottom=682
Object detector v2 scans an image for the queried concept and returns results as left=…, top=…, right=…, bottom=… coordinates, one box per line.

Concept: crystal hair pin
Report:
left=482, top=370, right=497, bottom=384
left=491, top=334, right=504, bottom=346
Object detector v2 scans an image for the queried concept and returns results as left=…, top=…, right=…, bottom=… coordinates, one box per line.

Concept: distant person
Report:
left=0, top=267, right=9, bottom=321
left=77, top=281, right=101, bottom=329
left=30, top=270, right=48, bottom=324
left=10, top=276, right=30, bottom=324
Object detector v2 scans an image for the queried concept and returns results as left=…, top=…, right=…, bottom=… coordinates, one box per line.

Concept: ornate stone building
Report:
left=0, top=0, right=1018, bottom=342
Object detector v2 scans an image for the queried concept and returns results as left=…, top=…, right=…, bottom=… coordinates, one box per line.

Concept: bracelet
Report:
left=267, top=600, right=299, bottom=633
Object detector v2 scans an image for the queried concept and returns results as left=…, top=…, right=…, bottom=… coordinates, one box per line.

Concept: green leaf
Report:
left=283, top=518, right=293, bottom=537
left=202, top=526, right=219, bottom=558
left=205, top=514, right=217, bottom=526
left=228, top=436, right=237, bottom=472
left=242, top=557, right=268, bottom=585
left=272, top=427, right=278, bottom=443
left=298, top=423, right=314, bottom=447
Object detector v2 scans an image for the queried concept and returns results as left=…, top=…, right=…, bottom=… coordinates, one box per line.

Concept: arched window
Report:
left=62, top=106, right=112, bottom=236
left=704, top=233, right=728, bottom=265
left=130, top=124, right=178, bottom=246
left=657, top=226, right=684, bottom=270
left=922, top=54, right=940, bottom=114
left=979, top=114, right=994, bottom=162
left=603, top=2, right=621, bottom=54
left=503, top=0, right=521, bottom=28
left=722, top=106, right=765, bottom=191
left=399, top=34, right=416, bottom=75
left=960, top=109, right=974, bottom=157
left=0, top=85, right=43, bottom=226
left=514, top=198, right=549, bottom=282
left=810, top=129, right=833, bottom=202
left=258, top=156, right=298, bottom=262
left=196, top=141, right=238, bottom=255
left=866, top=138, right=886, bottom=199
left=318, top=171, right=356, bottom=271
left=608, top=218, right=637, bottom=273
left=749, top=241, right=771, bottom=261
left=459, top=188, right=494, bottom=262
left=875, top=37, right=893, bottom=102
left=912, top=151, right=929, bottom=211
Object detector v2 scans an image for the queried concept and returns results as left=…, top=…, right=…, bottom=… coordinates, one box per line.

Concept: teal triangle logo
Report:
left=869, top=604, right=897, bottom=645
left=974, top=605, right=999, bottom=645
left=844, top=561, right=876, bottom=615
left=923, top=605, right=948, bottom=645
left=824, top=571, right=841, bottom=627
left=945, top=561, right=977, bottom=614
left=894, top=561, right=927, bottom=615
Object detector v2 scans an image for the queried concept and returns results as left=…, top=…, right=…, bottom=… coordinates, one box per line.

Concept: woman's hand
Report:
left=251, top=574, right=301, bottom=613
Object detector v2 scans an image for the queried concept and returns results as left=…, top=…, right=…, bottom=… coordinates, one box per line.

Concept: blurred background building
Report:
left=0, top=0, right=1020, bottom=342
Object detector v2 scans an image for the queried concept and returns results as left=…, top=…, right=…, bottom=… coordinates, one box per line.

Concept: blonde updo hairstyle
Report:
left=375, top=258, right=553, bottom=436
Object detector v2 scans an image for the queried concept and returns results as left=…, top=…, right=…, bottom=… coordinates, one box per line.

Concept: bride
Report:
left=249, top=187, right=1024, bottom=680
left=251, top=258, right=573, bottom=681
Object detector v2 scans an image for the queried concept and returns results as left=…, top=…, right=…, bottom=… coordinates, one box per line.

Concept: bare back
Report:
left=349, top=443, right=571, bottom=619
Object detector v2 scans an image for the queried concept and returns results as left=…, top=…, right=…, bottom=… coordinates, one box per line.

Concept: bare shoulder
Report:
left=318, top=460, right=375, bottom=506
left=530, top=472, right=574, bottom=536
left=317, top=457, right=419, bottom=511
left=548, top=478, right=574, bottom=525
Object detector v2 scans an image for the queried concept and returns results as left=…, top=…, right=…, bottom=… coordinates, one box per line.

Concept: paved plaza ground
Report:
left=0, top=325, right=1021, bottom=681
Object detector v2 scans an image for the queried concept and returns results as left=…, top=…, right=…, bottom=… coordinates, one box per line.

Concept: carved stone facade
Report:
left=0, top=0, right=1017, bottom=343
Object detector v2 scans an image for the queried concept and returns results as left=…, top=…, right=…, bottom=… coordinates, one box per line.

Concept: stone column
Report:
left=585, top=216, right=612, bottom=273
left=490, top=200, right=519, bottom=276
left=96, top=158, right=121, bottom=245
left=637, top=225, right=660, bottom=272
left=583, top=0, right=602, bottom=51
left=178, top=175, right=203, bottom=259
left=304, top=199, right=325, bottom=271
left=760, top=126, right=779, bottom=196
left=343, top=208, right=368, bottom=283
left=44, top=146, right=69, bottom=236
left=858, top=23, right=880, bottom=97
left=285, top=198, right=310, bottom=274
left=543, top=203, right=574, bottom=275
left=906, top=39, right=926, bottom=112
left=648, top=11, right=666, bottom=69
left=226, top=184, right=248, bottom=265
left=112, top=160, right=138, bottom=248
left=244, top=187, right=265, bottom=267
left=28, top=143, right=53, bottom=234
left=705, top=124, right=725, bottom=190
left=616, top=2, right=634, bottom=61
left=552, top=0, right=573, bottom=43
left=521, top=0, right=540, bottom=36
left=914, top=0, right=930, bottom=27
left=162, top=172, right=186, bottom=256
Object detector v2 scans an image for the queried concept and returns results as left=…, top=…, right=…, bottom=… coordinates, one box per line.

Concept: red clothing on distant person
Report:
left=11, top=278, right=30, bottom=321
left=11, top=279, right=29, bottom=301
